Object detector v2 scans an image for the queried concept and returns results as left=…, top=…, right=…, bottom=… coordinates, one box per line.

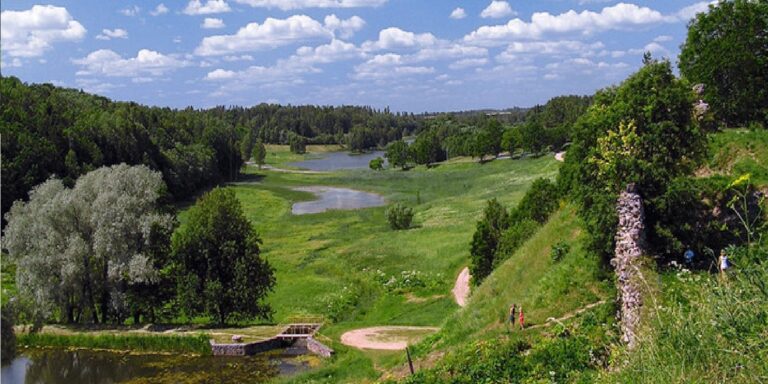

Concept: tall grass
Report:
left=17, top=333, right=211, bottom=355
left=602, top=258, right=768, bottom=383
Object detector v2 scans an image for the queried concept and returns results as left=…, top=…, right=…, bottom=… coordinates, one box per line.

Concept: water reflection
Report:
left=292, top=186, right=386, bottom=215
left=1, top=348, right=305, bottom=384
left=288, top=151, right=386, bottom=171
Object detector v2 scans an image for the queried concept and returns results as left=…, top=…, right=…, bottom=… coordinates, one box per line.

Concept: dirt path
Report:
left=527, top=300, right=607, bottom=330
left=340, top=326, right=439, bottom=350
left=555, top=151, right=566, bottom=162
left=451, top=267, right=470, bottom=307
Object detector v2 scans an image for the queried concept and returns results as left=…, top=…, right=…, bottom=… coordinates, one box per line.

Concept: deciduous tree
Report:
left=171, top=188, right=275, bottom=324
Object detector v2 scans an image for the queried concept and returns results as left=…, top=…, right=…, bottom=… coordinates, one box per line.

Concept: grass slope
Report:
left=705, top=128, right=768, bottom=186
left=427, top=205, right=613, bottom=352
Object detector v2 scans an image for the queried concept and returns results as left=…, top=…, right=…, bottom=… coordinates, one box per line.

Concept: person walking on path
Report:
left=508, top=304, right=517, bottom=329
left=518, top=306, right=525, bottom=330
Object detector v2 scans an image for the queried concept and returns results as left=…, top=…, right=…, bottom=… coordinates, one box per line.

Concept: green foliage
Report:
left=17, top=333, right=211, bottom=355
left=251, top=139, right=267, bottom=169
left=679, top=0, right=768, bottom=126
left=0, top=76, right=417, bottom=223
left=3, top=164, right=175, bottom=324
left=550, top=241, right=571, bottom=262
left=369, top=156, right=384, bottom=171
left=171, top=187, right=275, bottom=324
left=288, top=134, right=307, bottom=154
left=410, top=129, right=445, bottom=166
left=511, top=177, right=560, bottom=224
left=649, top=175, right=765, bottom=261
left=497, top=218, right=539, bottom=263
left=707, top=129, right=768, bottom=186
left=603, top=251, right=768, bottom=383
left=371, top=269, right=444, bottom=293
left=386, top=203, right=414, bottom=230
left=385, top=140, right=411, bottom=170
left=560, top=61, right=707, bottom=261
left=470, top=199, right=510, bottom=285
left=400, top=314, right=609, bottom=384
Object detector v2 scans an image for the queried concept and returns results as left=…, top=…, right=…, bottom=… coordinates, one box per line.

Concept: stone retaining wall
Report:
left=210, top=337, right=292, bottom=356
left=306, top=336, right=334, bottom=358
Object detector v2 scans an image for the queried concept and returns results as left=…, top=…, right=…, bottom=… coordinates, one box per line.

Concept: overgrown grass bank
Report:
left=17, top=333, right=211, bottom=355
left=600, top=257, right=768, bottom=383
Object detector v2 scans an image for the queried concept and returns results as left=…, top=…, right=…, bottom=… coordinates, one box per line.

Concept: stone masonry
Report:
left=611, top=183, right=647, bottom=350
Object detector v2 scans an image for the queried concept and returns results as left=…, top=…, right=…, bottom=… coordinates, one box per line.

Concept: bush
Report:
left=386, top=203, right=414, bottom=230
left=511, top=178, right=560, bottom=224
left=369, top=157, right=384, bottom=171
left=496, top=219, right=539, bottom=264
left=550, top=241, right=571, bottom=262
left=649, top=175, right=766, bottom=263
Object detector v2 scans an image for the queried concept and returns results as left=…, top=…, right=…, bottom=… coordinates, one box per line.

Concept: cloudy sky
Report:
left=0, top=1, right=712, bottom=112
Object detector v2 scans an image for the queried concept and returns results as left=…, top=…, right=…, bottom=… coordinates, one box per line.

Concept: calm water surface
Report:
left=292, top=186, right=385, bottom=215
left=288, top=151, right=385, bottom=171
left=1, top=348, right=308, bottom=384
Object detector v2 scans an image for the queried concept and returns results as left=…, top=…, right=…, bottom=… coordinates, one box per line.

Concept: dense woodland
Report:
left=0, top=76, right=419, bottom=222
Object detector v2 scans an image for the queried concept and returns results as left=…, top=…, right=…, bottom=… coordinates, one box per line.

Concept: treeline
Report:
left=0, top=76, right=418, bottom=222
left=383, top=95, right=591, bottom=169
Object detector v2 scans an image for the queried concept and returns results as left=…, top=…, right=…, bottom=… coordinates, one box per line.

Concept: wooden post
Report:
left=406, top=347, right=415, bottom=375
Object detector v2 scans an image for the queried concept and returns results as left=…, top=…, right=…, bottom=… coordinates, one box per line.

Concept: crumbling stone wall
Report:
left=611, top=183, right=647, bottom=349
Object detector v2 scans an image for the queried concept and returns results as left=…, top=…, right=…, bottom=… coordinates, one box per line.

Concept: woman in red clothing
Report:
left=518, top=306, right=525, bottom=330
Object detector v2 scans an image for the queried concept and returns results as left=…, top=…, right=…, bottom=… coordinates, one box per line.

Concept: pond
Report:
left=292, top=186, right=386, bottom=215
left=1, top=348, right=309, bottom=384
left=288, top=151, right=385, bottom=171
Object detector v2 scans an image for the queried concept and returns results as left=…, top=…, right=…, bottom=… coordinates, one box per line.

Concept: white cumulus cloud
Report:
left=481, top=1, right=516, bottom=19
left=120, top=6, right=141, bottom=16
left=183, top=0, right=231, bottom=15
left=96, top=28, right=128, bottom=40
left=353, top=53, right=435, bottom=80
left=150, top=4, right=169, bottom=16
left=324, top=15, right=365, bottom=39
left=73, top=49, right=190, bottom=77
left=450, top=8, right=467, bottom=20
left=362, top=27, right=437, bottom=51
left=0, top=5, right=86, bottom=58
left=465, top=3, right=667, bottom=46
left=232, top=0, right=387, bottom=11
left=195, top=15, right=333, bottom=55
left=202, top=18, right=226, bottom=29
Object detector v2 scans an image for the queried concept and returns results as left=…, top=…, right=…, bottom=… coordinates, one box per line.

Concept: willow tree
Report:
left=3, top=164, right=175, bottom=324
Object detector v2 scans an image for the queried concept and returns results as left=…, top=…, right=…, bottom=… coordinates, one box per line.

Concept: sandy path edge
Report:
left=340, top=326, right=439, bottom=350
left=452, top=267, right=471, bottom=307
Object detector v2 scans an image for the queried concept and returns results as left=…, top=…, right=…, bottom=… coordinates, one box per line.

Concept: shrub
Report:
left=496, top=219, right=539, bottom=264
left=386, top=203, right=414, bottom=230
left=369, top=157, right=384, bottom=171
left=511, top=178, right=560, bottom=224
left=550, top=241, right=571, bottom=262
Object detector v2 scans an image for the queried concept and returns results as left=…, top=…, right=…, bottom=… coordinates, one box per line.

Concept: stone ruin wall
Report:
left=611, top=183, right=647, bottom=350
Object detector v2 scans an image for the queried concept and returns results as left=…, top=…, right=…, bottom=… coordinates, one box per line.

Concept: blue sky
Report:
left=0, top=1, right=712, bottom=112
